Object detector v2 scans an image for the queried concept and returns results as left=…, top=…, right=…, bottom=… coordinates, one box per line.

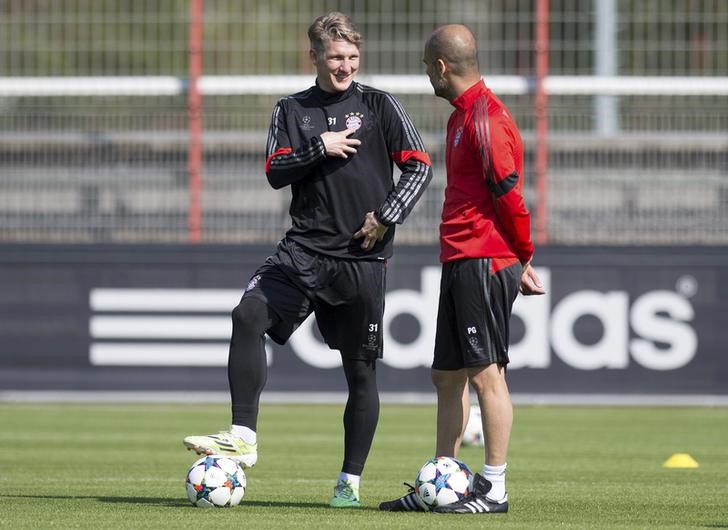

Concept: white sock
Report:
left=482, top=463, right=507, bottom=502
left=338, top=472, right=360, bottom=489
left=231, top=425, right=257, bottom=445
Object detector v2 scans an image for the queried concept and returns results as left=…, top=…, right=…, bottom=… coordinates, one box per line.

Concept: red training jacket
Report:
left=440, top=79, right=534, bottom=272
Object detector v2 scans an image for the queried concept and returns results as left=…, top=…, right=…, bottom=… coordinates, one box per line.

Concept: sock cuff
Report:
left=231, top=424, right=257, bottom=445
left=483, top=462, right=507, bottom=476
left=339, top=472, right=360, bottom=488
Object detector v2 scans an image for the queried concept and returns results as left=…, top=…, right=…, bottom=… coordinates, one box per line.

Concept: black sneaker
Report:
left=378, top=483, right=428, bottom=512
left=431, top=473, right=508, bottom=514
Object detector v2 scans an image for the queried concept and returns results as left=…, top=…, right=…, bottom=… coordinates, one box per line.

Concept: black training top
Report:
left=264, top=80, right=433, bottom=260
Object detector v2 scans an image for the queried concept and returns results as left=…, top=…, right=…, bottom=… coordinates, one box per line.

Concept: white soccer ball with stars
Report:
left=462, top=404, right=485, bottom=446
left=185, top=455, right=247, bottom=507
left=415, top=456, right=473, bottom=509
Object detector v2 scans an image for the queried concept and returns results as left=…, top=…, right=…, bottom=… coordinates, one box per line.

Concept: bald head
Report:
left=423, top=24, right=481, bottom=101
left=425, top=24, right=479, bottom=77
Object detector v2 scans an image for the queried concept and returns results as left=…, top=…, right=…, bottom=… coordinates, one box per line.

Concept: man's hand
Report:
left=520, top=262, right=546, bottom=295
left=320, top=128, right=361, bottom=159
left=353, top=212, right=388, bottom=251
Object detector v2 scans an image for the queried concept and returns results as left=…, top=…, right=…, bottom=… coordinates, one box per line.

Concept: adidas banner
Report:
left=0, top=244, right=726, bottom=397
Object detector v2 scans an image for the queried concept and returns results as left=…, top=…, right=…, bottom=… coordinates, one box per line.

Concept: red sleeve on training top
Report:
left=265, top=147, right=293, bottom=173
left=472, top=97, right=534, bottom=264
left=390, top=150, right=432, bottom=167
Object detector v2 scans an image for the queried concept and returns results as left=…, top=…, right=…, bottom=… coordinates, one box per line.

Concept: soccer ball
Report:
left=415, top=456, right=473, bottom=509
left=462, top=405, right=485, bottom=446
left=185, top=455, right=247, bottom=507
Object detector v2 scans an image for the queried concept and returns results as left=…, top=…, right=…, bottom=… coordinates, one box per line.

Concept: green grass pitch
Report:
left=1, top=402, right=727, bottom=529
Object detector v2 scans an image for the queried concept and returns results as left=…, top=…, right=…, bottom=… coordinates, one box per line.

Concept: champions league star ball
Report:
left=185, top=455, right=247, bottom=507
left=415, top=456, right=473, bottom=509
left=462, top=405, right=485, bottom=446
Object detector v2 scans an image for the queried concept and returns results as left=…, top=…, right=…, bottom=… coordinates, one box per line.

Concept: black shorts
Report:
left=433, top=258, right=521, bottom=370
left=241, top=238, right=386, bottom=360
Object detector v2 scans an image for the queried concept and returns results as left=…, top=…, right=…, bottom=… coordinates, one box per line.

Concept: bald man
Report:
left=379, top=24, right=544, bottom=514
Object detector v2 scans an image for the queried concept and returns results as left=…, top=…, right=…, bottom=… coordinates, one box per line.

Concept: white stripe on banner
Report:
left=90, top=316, right=230, bottom=339
left=90, top=288, right=239, bottom=312
left=90, top=343, right=229, bottom=366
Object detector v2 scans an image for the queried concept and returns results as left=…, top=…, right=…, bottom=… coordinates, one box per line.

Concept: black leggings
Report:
left=227, top=297, right=380, bottom=476
left=341, top=357, right=379, bottom=476
left=228, top=297, right=277, bottom=429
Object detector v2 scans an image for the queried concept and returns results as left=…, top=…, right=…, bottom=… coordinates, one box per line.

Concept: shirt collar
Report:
left=314, top=79, right=358, bottom=102
left=451, top=78, right=487, bottom=110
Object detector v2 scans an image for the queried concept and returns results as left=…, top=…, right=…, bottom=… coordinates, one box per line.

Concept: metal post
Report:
left=187, top=0, right=204, bottom=243
left=595, top=0, right=618, bottom=135
left=535, top=0, right=550, bottom=245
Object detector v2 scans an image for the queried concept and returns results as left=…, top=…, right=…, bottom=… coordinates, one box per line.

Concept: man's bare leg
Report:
left=432, top=368, right=468, bottom=456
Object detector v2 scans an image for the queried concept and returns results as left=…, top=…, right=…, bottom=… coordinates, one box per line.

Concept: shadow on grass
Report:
left=0, top=495, right=381, bottom=511
left=0, top=494, right=186, bottom=507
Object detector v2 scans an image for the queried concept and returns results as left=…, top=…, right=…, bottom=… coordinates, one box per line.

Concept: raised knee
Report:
left=231, top=298, right=268, bottom=335
left=231, top=302, right=247, bottom=328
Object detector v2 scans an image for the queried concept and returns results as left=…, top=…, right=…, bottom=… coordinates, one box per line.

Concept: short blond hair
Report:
left=308, top=12, right=362, bottom=53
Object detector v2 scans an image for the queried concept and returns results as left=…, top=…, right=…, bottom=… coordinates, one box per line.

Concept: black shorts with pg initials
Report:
left=241, top=238, right=386, bottom=360
left=433, top=258, right=522, bottom=370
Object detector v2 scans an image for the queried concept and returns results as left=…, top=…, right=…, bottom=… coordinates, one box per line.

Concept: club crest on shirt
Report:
left=453, top=126, right=463, bottom=146
left=300, top=115, right=314, bottom=131
left=245, top=274, right=261, bottom=292
left=345, top=112, right=364, bottom=131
